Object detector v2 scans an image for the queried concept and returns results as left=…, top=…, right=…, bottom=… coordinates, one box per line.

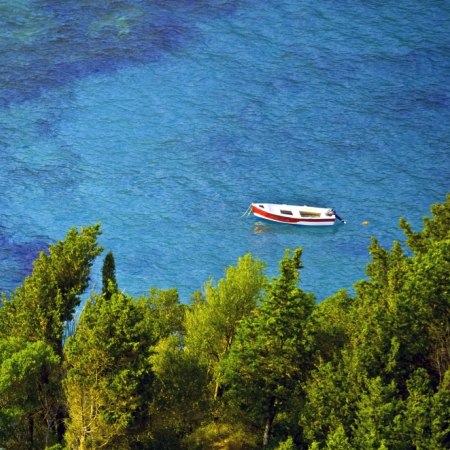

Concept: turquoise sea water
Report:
left=1, top=0, right=449, bottom=301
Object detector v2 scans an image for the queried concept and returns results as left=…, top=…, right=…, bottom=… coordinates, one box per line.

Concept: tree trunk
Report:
left=262, top=396, right=276, bottom=448
left=214, top=382, right=223, bottom=400
left=28, top=415, right=34, bottom=450
left=55, top=404, right=67, bottom=444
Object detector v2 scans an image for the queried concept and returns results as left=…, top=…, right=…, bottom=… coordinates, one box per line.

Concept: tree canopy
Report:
left=0, top=195, right=449, bottom=449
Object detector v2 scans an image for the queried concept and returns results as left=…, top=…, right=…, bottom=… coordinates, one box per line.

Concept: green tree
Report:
left=64, top=291, right=154, bottom=449
left=389, top=367, right=450, bottom=450
left=148, top=334, right=209, bottom=448
left=102, top=250, right=118, bottom=299
left=184, top=253, right=267, bottom=400
left=400, top=193, right=450, bottom=254
left=405, top=239, right=450, bottom=383
left=0, top=224, right=103, bottom=447
left=323, top=424, right=353, bottom=450
left=142, top=288, right=198, bottom=447
left=352, top=377, right=402, bottom=450
left=429, top=368, right=450, bottom=448
left=0, top=224, right=103, bottom=355
left=300, top=358, right=357, bottom=447
left=222, top=248, right=315, bottom=448
left=274, top=436, right=296, bottom=450
left=0, top=338, right=60, bottom=450
left=400, top=369, right=434, bottom=449
left=399, top=194, right=450, bottom=382
left=343, top=236, right=442, bottom=392
left=309, top=289, right=354, bottom=363
left=301, top=196, right=450, bottom=449
left=145, top=287, right=185, bottom=341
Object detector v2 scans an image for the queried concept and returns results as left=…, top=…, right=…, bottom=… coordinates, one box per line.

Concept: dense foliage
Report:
left=0, top=195, right=449, bottom=449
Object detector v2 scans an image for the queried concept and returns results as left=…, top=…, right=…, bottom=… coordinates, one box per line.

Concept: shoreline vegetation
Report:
left=0, top=194, right=449, bottom=449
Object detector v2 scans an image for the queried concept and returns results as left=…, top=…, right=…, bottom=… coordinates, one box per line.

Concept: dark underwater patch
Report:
left=0, top=0, right=243, bottom=107
left=0, top=229, right=50, bottom=295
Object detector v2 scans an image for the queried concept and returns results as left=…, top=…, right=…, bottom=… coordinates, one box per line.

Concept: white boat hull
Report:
left=251, top=203, right=339, bottom=226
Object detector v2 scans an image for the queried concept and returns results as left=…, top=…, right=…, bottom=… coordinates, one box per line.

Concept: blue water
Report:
left=1, top=0, right=449, bottom=301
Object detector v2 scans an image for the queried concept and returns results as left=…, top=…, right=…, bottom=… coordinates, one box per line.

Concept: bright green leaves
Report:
left=184, top=253, right=266, bottom=396
left=429, top=369, right=450, bottom=448
left=0, top=338, right=59, bottom=393
left=0, top=224, right=103, bottom=353
left=145, top=287, right=186, bottom=341
left=179, top=253, right=267, bottom=447
left=64, top=291, right=154, bottom=449
left=309, top=289, right=353, bottom=363
left=44, top=224, right=103, bottom=320
left=405, top=239, right=450, bottom=382
left=261, top=248, right=315, bottom=348
left=301, top=195, right=450, bottom=449
left=0, top=224, right=103, bottom=448
left=139, top=288, right=203, bottom=447
left=352, top=377, right=401, bottom=450
left=300, top=360, right=357, bottom=446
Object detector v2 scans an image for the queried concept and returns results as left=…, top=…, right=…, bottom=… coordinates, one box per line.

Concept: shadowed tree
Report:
left=301, top=195, right=450, bottom=449
left=148, top=334, right=210, bottom=448
left=222, top=248, right=315, bottom=448
left=0, top=338, right=60, bottom=450
left=102, top=250, right=118, bottom=299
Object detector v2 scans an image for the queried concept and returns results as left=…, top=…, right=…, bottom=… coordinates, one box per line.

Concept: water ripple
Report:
left=1, top=0, right=449, bottom=300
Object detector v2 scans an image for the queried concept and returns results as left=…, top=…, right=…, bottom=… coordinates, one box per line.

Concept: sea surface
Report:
left=1, top=0, right=449, bottom=302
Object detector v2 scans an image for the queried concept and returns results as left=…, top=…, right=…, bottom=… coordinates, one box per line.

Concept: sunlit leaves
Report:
left=184, top=253, right=266, bottom=396
left=64, top=291, right=153, bottom=449
left=0, top=224, right=103, bottom=352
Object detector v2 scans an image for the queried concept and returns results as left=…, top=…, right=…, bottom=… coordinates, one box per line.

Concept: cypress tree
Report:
left=102, top=250, right=118, bottom=299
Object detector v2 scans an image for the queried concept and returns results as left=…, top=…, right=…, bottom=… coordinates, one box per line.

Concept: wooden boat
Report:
left=249, top=203, right=345, bottom=226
